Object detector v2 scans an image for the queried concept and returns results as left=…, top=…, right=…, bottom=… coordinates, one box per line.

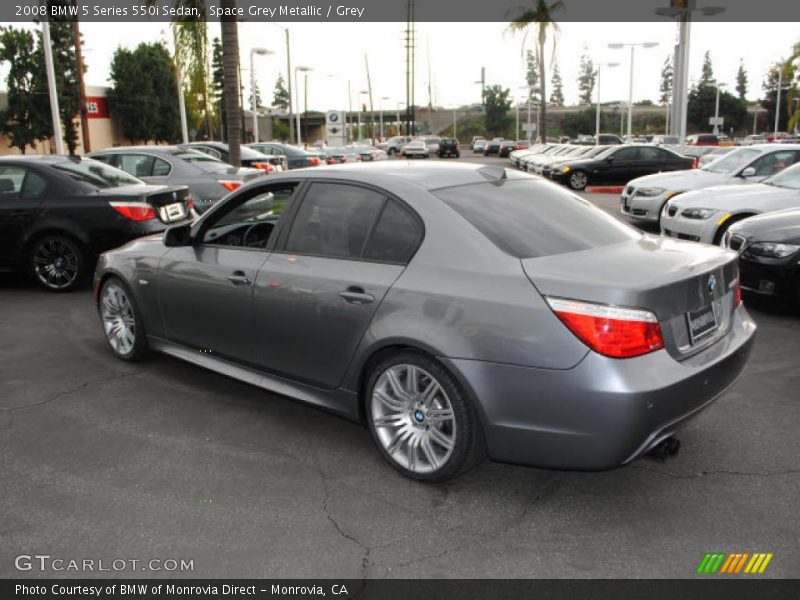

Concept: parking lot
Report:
left=1, top=155, right=799, bottom=579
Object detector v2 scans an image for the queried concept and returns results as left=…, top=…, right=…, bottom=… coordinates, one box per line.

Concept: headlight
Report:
left=561, top=165, right=571, bottom=173
left=635, top=187, right=665, bottom=197
left=748, top=242, right=800, bottom=258
left=681, top=208, right=716, bottom=220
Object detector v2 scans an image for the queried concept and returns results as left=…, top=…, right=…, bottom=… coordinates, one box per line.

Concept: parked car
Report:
left=0, top=155, right=192, bottom=291
left=542, top=145, right=610, bottom=178
left=323, top=146, right=362, bottom=164
left=651, top=134, right=681, bottom=146
left=741, top=134, right=768, bottom=146
left=621, top=145, right=800, bottom=225
left=185, top=142, right=287, bottom=172
left=248, top=142, right=323, bottom=170
left=483, top=139, right=504, bottom=156
left=550, top=144, right=694, bottom=191
left=686, top=134, right=720, bottom=146
left=593, top=133, right=624, bottom=145
left=89, top=146, right=264, bottom=213
left=401, top=139, right=430, bottom=158
left=725, top=208, right=800, bottom=308
left=697, top=146, right=735, bottom=168
left=436, top=138, right=460, bottom=158
left=423, top=136, right=442, bottom=154
left=767, top=132, right=792, bottom=143
left=527, top=145, right=581, bottom=175
left=472, top=139, right=487, bottom=154
left=353, top=145, right=389, bottom=161
left=94, top=162, right=755, bottom=482
left=377, top=136, right=412, bottom=155
left=470, top=136, right=485, bottom=149
left=660, top=161, right=800, bottom=245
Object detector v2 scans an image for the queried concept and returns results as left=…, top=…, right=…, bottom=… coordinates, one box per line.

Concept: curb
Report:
left=585, top=186, right=624, bottom=194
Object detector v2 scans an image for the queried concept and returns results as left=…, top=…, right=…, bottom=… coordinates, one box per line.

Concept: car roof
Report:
left=270, top=160, right=529, bottom=191
left=0, top=154, right=79, bottom=163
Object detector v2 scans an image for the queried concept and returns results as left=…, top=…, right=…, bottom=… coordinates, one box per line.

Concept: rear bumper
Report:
left=442, top=306, right=756, bottom=470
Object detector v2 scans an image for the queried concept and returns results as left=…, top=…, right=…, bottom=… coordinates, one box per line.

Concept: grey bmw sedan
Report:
left=94, top=162, right=756, bottom=481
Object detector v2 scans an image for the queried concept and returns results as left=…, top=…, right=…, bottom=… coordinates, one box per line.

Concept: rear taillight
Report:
left=308, top=157, right=321, bottom=166
left=691, top=159, right=697, bottom=168
left=546, top=297, right=664, bottom=359
left=733, top=279, right=742, bottom=308
left=109, top=201, right=157, bottom=222
left=252, top=162, right=275, bottom=173
left=219, top=180, right=243, bottom=192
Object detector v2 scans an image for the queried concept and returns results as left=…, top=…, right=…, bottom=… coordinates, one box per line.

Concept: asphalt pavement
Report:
left=1, top=155, right=798, bottom=579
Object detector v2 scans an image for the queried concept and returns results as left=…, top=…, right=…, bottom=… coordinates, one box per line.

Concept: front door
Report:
left=0, top=165, right=47, bottom=269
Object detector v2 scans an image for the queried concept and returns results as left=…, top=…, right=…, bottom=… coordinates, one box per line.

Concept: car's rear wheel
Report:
left=30, top=235, right=84, bottom=292
left=568, top=170, right=589, bottom=191
left=99, top=277, right=148, bottom=361
left=366, top=351, right=485, bottom=482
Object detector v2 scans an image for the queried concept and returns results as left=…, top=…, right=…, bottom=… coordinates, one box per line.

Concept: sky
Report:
left=2, top=21, right=798, bottom=111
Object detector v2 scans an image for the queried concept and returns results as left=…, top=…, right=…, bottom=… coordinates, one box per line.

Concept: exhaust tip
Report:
left=645, top=436, right=681, bottom=461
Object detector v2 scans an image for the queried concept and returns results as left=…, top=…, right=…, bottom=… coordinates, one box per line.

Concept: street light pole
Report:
left=41, top=19, right=64, bottom=155
left=712, top=82, right=724, bottom=135
left=775, top=66, right=783, bottom=135
left=294, top=66, right=311, bottom=145
left=380, top=96, right=389, bottom=140
left=609, top=42, right=658, bottom=142
left=250, top=48, right=272, bottom=144
left=595, top=62, right=619, bottom=144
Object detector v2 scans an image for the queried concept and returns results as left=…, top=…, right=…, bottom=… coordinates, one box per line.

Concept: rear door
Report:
left=0, top=165, right=48, bottom=268
left=603, top=146, right=642, bottom=184
left=254, top=181, right=423, bottom=389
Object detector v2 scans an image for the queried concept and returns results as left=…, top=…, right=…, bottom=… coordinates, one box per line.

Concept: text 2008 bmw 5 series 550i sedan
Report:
left=94, top=162, right=756, bottom=482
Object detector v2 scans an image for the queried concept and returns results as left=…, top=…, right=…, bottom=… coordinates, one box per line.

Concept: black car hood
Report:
left=731, top=209, right=800, bottom=244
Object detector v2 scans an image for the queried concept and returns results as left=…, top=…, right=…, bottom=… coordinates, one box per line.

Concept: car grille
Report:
left=625, top=185, right=635, bottom=195
left=665, top=229, right=700, bottom=242
left=667, top=205, right=678, bottom=217
left=727, top=234, right=746, bottom=253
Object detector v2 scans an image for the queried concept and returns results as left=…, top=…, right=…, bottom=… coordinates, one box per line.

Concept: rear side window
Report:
left=284, top=183, right=384, bottom=259
left=152, top=157, right=171, bottom=176
left=118, top=154, right=155, bottom=178
left=363, top=200, right=422, bottom=264
left=434, top=180, right=639, bottom=259
left=0, top=165, right=26, bottom=198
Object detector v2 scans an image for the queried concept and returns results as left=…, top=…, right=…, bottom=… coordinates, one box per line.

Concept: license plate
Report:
left=686, top=303, right=718, bottom=344
left=159, top=202, right=186, bottom=223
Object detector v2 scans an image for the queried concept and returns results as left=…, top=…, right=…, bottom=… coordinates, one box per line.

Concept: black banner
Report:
left=3, top=579, right=800, bottom=600
left=3, top=0, right=800, bottom=23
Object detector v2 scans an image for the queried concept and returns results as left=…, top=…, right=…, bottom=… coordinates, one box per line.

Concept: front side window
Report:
left=284, top=183, right=385, bottom=259
left=702, top=148, right=760, bottom=173
left=750, top=150, right=799, bottom=177
left=612, top=147, right=640, bottom=161
left=767, top=162, right=800, bottom=189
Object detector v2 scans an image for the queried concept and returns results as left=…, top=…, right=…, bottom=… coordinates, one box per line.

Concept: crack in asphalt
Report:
left=631, top=464, right=800, bottom=479
left=0, top=372, right=136, bottom=414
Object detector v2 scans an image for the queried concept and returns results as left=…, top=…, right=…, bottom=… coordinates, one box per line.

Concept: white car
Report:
left=621, top=144, right=800, bottom=225
left=400, top=139, right=430, bottom=158
left=660, top=161, right=800, bottom=245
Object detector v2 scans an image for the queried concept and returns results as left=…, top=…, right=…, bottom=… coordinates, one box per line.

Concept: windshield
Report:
left=434, top=180, right=639, bottom=259
left=766, top=162, right=800, bottom=189
left=702, top=148, right=760, bottom=173
left=178, top=154, right=232, bottom=173
left=52, top=158, right=143, bottom=189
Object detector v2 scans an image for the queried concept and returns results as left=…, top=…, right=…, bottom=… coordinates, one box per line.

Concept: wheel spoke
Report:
left=373, top=414, right=404, bottom=428
left=429, top=426, right=454, bottom=451
left=406, top=438, right=419, bottom=473
left=374, top=388, right=405, bottom=412
left=406, top=365, right=420, bottom=394
left=420, top=438, right=440, bottom=470
left=426, top=407, right=454, bottom=424
left=421, top=379, right=440, bottom=405
left=385, top=369, right=408, bottom=400
left=385, top=430, right=406, bottom=455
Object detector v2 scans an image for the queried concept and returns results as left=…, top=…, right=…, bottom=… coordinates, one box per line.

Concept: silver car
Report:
left=621, top=144, right=800, bottom=225
left=94, top=162, right=755, bottom=481
left=661, top=162, right=800, bottom=244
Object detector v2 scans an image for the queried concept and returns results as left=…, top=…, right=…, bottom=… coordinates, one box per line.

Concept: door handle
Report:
left=339, top=286, right=374, bottom=304
left=226, top=271, right=252, bottom=286
left=10, top=210, right=29, bottom=218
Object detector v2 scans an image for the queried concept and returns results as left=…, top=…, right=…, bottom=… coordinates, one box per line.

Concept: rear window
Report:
left=51, top=159, right=142, bottom=189
left=178, top=153, right=231, bottom=173
left=434, top=180, right=639, bottom=259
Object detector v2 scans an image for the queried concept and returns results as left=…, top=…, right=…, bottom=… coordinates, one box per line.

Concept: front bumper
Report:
left=739, top=252, right=800, bottom=302
left=442, top=306, right=755, bottom=470
left=660, top=210, right=720, bottom=244
left=620, top=187, right=670, bottom=223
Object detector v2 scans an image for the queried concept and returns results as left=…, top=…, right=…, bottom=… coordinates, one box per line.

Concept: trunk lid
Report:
left=521, top=235, right=740, bottom=360
left=97, top=184, right=193, bottom=224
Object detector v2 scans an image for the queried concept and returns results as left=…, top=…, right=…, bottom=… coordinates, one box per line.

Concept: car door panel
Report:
left=0, top=166, right=47, bottom=268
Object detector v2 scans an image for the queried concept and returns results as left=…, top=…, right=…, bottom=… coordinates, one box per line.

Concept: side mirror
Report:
left=164, top=223, right=193, bottom=247
left=740, top=167, right=756, bottom=178
left=606, top=156, right=614, bottom=163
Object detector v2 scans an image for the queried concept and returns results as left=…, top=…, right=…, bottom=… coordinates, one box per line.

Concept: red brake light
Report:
left=109, top=202, right=157, bottom=222
left=547, top=297, right=664, bottom=358
left=308, top=157, right=321, bottom=166
left=252, top=162, right=275, bottom=173
left=691, top=159, right=697, bottom=169
left=733, top=279, right=742, bottom=308
left=219, top=180, right=243, bottom=192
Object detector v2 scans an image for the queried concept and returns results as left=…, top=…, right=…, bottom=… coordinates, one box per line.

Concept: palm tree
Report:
left=170, top=1, right=211, bottom=139
left=507, top=0, right=564, bottom=142
left=220, top=0, right=242, bottom=166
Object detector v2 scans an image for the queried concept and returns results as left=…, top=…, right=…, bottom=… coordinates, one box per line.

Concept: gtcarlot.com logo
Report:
left=697, top=552, right=773, bottom=574
left=14, top=554, right=194, bottom=572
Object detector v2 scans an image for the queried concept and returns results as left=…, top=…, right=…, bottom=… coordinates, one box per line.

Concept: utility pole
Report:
left=72, top=6, right=90, bottom=152
left=365, top=54, right=374, bottom=141
left=41, top=19, right=64, bottom=155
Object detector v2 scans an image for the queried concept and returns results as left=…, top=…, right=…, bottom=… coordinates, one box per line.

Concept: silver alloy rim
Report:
left=570, top=172, right=588, bottom=189
left=33, top=239, right=79, bottom=289
left=371, top=364, right=456, bottom=474
left=101, top=284, right=136, bottom=356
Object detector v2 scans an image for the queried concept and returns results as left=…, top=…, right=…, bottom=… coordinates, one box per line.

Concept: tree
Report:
left=507, top=0, right=565, bottom=141
left=550, top=61, right=564, bottom=106
left=211, top=37, right=224, bottom=138
left=220, top=0, right=243, bottom=164
left=762, top=58, right=798, bottom=134
left=577, top=46, right=595, bottom=105
left=687, top=83, right=747, bottom=134
left=273, top=74, right=290, bottom=110
left=525, top=49, right=539, bottom=103
left=0, top=27, right=51, bottom=153
left=735, top=59, right=748, bottom=100
left=483, top=85, right=512, bottom=136
left=699, top=50, right=714, bottom=87
left=659, top=56, right=673, bottom=105
left=108, top=43, right=179, bottom=143
left=249, top=82, right=262, bottom=111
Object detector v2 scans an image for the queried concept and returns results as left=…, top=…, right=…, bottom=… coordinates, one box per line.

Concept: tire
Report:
left=713, top=215, right=752, bottom=246
left=29, top=234, right=85, bottom=292
left=98, top=276, right=149, bottom=361
left=365, top=351, right=486, bottom=482
left=389, top=148, right=397, bottom=156
left=567, top=170, right=589, bottom=191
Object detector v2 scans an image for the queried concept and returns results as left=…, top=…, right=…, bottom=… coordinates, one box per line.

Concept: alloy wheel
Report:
left=33, top=238, right=80, bottom=290
left=101, top=283, right=137, bottom=356
left=370, top=364, right=456, bottom=474
left=569, top=171, right=588, bottom=190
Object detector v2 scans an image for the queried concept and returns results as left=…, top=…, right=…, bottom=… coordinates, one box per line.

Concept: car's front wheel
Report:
left=30, top=235, right=85, bottom=292
left=567, top=170, right=589, bottom=191
left=99, top=277, right=148, bottom=361
left=366, top=351, right=485, bottom=482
